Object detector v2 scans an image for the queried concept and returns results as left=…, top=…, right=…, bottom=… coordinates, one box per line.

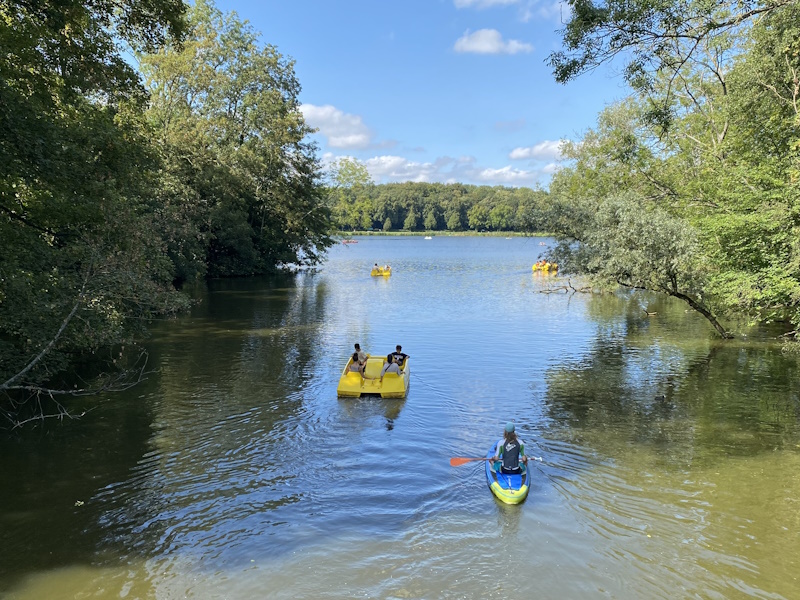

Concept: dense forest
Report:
left=2, top=0, right=799, bottom=425
left=326, top=164, right=549, bottom=233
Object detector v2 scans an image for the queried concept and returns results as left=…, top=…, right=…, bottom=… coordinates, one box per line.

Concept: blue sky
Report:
left=214, top=0, right=629, bottom=187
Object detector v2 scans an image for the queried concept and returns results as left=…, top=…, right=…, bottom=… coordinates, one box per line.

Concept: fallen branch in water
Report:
left=536, top=278, right=594, bottom=294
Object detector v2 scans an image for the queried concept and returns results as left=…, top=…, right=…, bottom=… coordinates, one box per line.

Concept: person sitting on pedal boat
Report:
left=354, top=343, right=368, bottom=364
left=391, top=345, right=409, bottom=367
left=380, top=354, right=401, bottom=382
left=348, top=352, right=367, bottom=378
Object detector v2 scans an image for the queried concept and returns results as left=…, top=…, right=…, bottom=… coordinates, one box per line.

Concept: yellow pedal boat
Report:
left=370, top=267, right=392, bottom=277
left=337, top=356, right=410, bottom=398
left=532, top=262, right=558, bottom=272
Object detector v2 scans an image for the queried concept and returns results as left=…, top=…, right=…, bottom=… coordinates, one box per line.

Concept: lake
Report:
left=1, top=236, right=798, bottom=599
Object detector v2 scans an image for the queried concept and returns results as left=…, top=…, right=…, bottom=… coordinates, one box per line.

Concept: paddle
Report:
left=449, top=456, right=542, bottom=467
left=449, top=457, right=490, bottom=466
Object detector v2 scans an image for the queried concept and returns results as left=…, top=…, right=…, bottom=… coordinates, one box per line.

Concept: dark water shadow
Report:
left=0, top=273, right=331, bottom=593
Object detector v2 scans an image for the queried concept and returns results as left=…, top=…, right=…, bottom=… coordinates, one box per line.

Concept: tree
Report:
left=424, top=209, right=439, bottom=230
left=0, top=0, right=188, bottom=426
left=329, top=157, right=373, bottom=189
left=141, top=0, right=334, bottom=278
left=404, top=208, right=419, bottom=230
left=547, top=192, right=731, bottom=336
left=467, top=204, right=490, bottom=231
left=549, top=0, right=791, bottom=87
left=545, top=0, right=800, bottom=335
left=327, top=158, right=372, bottom=232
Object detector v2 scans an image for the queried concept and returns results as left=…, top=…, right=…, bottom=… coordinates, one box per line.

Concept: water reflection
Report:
left=544, top=299, right=800, bottom=463
left=338, top=397, right=406, bottom=431
left=2, top=237, right=799, bottom=599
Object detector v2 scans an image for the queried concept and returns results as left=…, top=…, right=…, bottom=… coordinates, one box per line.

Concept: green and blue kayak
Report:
left=485, top=447, right=530, bottom=504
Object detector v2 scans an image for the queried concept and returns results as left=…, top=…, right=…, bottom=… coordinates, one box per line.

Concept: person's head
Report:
left=352, top=352, right=359, bottom=362
left=355, top=343, right=361, bottom=351
left=504, top=422, right=517, bottom=441
left=396, top=345, right=402, bottom=352
left=386, top=354, right=393, bottom=363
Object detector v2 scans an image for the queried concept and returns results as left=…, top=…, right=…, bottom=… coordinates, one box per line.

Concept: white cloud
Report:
left=363, top=156, right=440, bottom=183
left=454, top=0, right=519, bottom=8
left=474, top=165, right=535, bottom=184
left=326, top=153, right=550, bottom=186
left=300, top=104, right=372, bottom=149
left=454, top=29, right=533, bottom=55
left=509, top=140, right=565, bottom=161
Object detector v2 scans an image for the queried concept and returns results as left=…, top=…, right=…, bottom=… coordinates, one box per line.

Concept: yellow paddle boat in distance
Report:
left=532, top=261, right=558, bottom=273
left=337, top=355, right=410, bottom=398
left=370, top=266, right=392, bottom=277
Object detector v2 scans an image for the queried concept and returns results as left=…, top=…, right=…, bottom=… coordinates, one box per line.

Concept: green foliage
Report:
left=549, top=0, right=781, bottom=87
left=404, top=208, right=419, bottom=231
left=326, top=179, right=550, bottom=233
left=0, top=0, right=189, bottom=400
left=545, top=0, right=800, bottom=335
left=551, top=192, right=703, bottom=291
left=140, top=0, right=334, bottom=278
left=1, top=0, right=336, bottom=420
left=329, top=157, right=373, bottom=189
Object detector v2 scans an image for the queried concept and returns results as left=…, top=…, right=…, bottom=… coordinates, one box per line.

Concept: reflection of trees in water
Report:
left=158, top=272, right=329, bottom=385
left=0, top=386, right=155, bottom=593
left=544, top=293, right=800, bottom=463
left=87, top=274, right=333, bottom=568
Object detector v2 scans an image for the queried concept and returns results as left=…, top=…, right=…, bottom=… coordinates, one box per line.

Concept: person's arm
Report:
left=492, top=439, right=502, bottom=461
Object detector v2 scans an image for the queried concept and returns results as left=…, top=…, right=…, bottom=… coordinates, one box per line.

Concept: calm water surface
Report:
left=1, top=236, right=799, bottom=599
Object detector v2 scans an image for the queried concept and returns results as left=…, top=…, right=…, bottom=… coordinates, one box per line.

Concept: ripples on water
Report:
left=1, top=236, right=799, bottom=599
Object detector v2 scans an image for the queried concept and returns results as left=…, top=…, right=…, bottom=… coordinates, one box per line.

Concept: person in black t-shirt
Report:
left=391, top=345, right=409, bottom=367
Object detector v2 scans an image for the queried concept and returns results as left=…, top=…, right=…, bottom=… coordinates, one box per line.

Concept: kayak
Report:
left=485, top=447, right=530, bottom=504
left=370, top=267, right=391, bottom=277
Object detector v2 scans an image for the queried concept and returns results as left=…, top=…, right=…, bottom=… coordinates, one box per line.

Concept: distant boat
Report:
left=342, top=239, right=358, bottom=244
left=424, top=236, right=432, bottom=240
left=539, top=242, right=546, bottom=246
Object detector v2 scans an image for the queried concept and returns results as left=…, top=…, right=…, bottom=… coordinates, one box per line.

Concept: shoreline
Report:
left=338, top=231, right=553, bottom=238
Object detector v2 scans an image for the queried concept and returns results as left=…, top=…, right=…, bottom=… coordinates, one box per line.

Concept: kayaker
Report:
left=354, top=343, right=368, bottom=364
left=380, top=354, right=401, bottom=382
left=391, top=345, right=409, bottom=366
left=492, top=422, right=527, bottom=474
left=349, top=352, right=367, bottom=378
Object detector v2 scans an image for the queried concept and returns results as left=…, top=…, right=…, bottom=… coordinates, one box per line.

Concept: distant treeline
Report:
left=329, top=182, right=549, bottom=233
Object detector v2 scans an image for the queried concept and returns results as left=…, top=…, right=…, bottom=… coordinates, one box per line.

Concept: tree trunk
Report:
left=669, top=290, right=733, bottom=338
